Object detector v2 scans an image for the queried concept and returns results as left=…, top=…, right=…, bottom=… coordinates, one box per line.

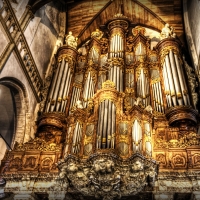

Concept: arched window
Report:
left=0, top=78, right=29, bottom=164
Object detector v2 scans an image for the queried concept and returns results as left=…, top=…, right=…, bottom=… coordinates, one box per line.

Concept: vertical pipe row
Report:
left=169, top=50, right=183, bottom=105
left=61, top=71, right=72, bottom=112
left=165, top=55, right=177, bottom=106
left=72, top=122, right=82, bottom=154
left=174, top=54, right=189, bottom=105
left=56, top=62, right=69, bottom=111
left=46, top=62, right=62, bottom=112
left=162, top=51, right=190, bottom=108
left=132, top=120, right=142, bottom=153
left=50, top=58, right=66, bottom=112
left=96, top=100, right=116, bottom=149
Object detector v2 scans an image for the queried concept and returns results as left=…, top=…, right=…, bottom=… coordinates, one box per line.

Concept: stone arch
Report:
left=0, top=77, right=30, bottom=149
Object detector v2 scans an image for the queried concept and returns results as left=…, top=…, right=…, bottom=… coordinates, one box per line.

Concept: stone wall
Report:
left=183, top=0, right=200, bottom=73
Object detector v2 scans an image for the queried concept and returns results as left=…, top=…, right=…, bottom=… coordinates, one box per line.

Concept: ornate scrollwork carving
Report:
left=100, top=38, right=109, bottom=54
left=57, top=153, right=157, bottom=200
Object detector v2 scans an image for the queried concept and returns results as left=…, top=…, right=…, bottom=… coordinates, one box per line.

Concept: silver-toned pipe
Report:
left=141, top=69, right=145, bottom=99
left=99, top=101, right=105, bottom=149
left=112, top=36, right=115, bottom=57
left=152, top=84, right=158, bottom=111
left=83, top=72, right=90, bottom=101
left=113, top=65, right=117, bottom=86
left=76, top=123, right=82, bottom=153
left=116, top=67, right=120, bottom=91
left=110, top=67, right=113, bottom=81
left=87, top=76, right=92, bottom=103
left=119, top=36, right=121, bottom=57
left=89, top=78, right=94, bottom=100
left=131, top=72, right=134, bottom=88
left=107, top=100, right=112, bottom=148
left=66, top=73, right=72, bottom=96
left=174, top=54, right=188, bottom=105
left=47, top=62, right=61, bottom=112
left=114, top=35, right=117, bottom=57
left=62, top=73, right=72, bottom=112
left=111, top=102, right=116, bottom=149
left=163, top=63, right=172, bottom=107
left=51, top=58, right=66, bottom=112
left=60, top=65, right=70, bottom=103
left=72, top=122, right=79, bottom=153
left=155, top=82, right=161, bottom=112
left=146, top=78, right=151, bottom=105
left=111, top=37, right=114, bottom=58
left=110, top=37, right=112, bottom=58
left=120, top=36, right=122, bottom=58
left=115, top=35, right=118, bottom=57
left=117, top=35, right=120, bottom=58
left=165, top=55, right=177, bottom=106
left=72, top=88, right=77, bottom=108
left=152, top=84, right=157, bottom=111
left=120, top=69, right=123, bottom=92
left=86, top=72, right=91, bottom=100
left=56, top=62, right=69, bottom=111
left=75, top=123, right=80, bottom=153
left=158, top=82, right=164, bottom=113
left=102, top=100, right=108, bottom=149
left=97, top=103, right=102, bottom=149
left=169, top=50, right=183, bottom=105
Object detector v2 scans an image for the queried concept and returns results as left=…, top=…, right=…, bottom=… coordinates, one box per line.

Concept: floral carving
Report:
left=57, top=153, right=157, bottom=200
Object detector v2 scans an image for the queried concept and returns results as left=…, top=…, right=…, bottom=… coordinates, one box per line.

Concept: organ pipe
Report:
left=97, top=100, right=116, bottom=149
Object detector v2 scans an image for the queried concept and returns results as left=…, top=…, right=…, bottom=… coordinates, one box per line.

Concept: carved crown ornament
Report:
left=56, top=153, right=158, bottom=200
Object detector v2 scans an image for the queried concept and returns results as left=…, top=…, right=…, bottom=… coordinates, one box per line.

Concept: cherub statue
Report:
left=134, top=97, right=142, bottom=106
left=144, top=105, right=153, bottom=114
left=65, top=31, right=78, bottom=49
left=160, top=23, right=176, bottom=39
left=76, top=100, right=84, bottom=109
left=91, top=28, right=103, bottom=40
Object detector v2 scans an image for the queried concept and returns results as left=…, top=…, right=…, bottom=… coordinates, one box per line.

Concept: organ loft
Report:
left=0, top=0, right=200, bottom=199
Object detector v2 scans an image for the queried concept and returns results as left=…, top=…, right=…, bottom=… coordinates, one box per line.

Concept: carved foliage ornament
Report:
left=57, top=153, right=157, bottom=200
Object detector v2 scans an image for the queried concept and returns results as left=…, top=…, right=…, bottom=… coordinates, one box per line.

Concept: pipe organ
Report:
left=2, top=13, right=199, bottom=200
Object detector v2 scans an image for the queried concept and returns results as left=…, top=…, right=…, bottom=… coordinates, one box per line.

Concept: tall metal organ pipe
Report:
left=157, top=39, right=190, bottom=108
left=96, top=100, right=116, bottom=149
left=46, top=46, right=78, bottom=113
left=107, top=19, right=129, bottom=92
